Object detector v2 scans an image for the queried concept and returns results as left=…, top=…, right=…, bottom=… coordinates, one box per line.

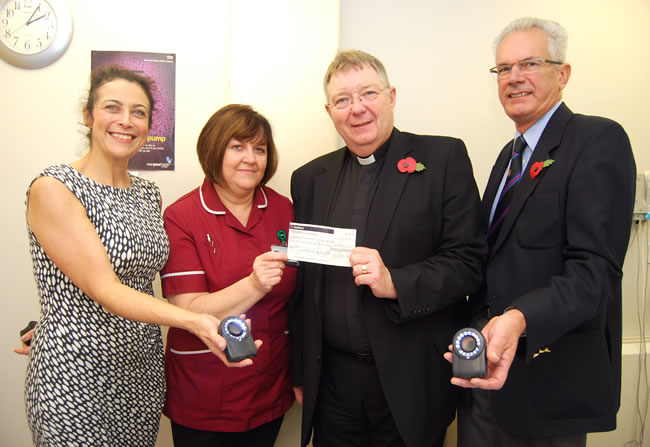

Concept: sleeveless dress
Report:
left=25, top=164, right=170, bottom=447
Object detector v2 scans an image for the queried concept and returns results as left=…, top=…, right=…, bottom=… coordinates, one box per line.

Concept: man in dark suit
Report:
left=448, top=18, right=636, bottom=447
left=289, top=50, right=486, bottom=447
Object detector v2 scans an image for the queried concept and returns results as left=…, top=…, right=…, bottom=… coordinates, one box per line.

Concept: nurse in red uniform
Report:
left=160, top=104, right=297, bottom=447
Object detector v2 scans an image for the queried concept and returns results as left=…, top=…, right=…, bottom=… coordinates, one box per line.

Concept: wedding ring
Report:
left=361, top=264, right=368, bottom=275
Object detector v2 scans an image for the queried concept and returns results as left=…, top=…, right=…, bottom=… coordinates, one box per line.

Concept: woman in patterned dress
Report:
left=23, top=66, right=256, bottom=447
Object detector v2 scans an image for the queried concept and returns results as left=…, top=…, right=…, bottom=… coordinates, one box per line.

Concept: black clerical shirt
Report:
left=322, top=132, right=392, bottom=354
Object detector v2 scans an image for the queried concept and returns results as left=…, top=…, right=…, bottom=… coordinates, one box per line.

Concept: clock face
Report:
left=0, top=0, right=72, bottom=68
left=0, top=0, right=57, bottom=55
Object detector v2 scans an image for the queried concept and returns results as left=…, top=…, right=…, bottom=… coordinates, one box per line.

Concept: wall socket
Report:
left=633, top=171, right=650, bottom=219
left=647, top=170, right=650, bottom=210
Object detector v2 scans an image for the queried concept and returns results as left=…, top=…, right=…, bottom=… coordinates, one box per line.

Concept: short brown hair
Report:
left=197, top=104, right=278, bottom=186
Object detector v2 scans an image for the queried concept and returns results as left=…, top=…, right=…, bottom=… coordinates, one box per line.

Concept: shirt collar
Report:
left=517, top=100, right=563, bottom=151
left=199, top=177, right=268, bottom=215
left=353, top=128, right=393, bottom=165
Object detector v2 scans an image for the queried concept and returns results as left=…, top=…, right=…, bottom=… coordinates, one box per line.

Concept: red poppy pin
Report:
left=530, top=159, right=555, bottom=179
left=397, top=157, right=426, bottom=173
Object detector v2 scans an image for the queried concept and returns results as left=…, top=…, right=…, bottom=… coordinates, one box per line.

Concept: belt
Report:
left=325, top=344, right=375, bottom=363
left=352, top=352, right=375, bottom=363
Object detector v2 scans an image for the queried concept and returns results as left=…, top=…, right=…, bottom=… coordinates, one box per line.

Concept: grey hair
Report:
left=494, top=17, right=568, bottom=62
left=323, top=50, right=391, bottom=99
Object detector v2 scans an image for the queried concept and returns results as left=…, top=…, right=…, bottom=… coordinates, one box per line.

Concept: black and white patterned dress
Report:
left=25, top=164, right=170, bottom=447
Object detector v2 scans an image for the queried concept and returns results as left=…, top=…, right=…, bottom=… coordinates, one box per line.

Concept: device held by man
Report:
left=452, top=327, right=487, bottom=378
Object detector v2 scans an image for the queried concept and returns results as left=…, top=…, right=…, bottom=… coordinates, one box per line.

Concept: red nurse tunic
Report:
left=160, top=178, right=296, bottom=432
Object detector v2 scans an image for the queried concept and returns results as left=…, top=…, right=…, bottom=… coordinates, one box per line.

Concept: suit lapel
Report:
left=366, top=129, right=410, bottom=250
left=309, top=148, right=347, bottom=312
left=489, top=103, right=573, bottom=255
left=492, top=146, right=552, bottom=249
left=313, top=148, right=347, bottom=224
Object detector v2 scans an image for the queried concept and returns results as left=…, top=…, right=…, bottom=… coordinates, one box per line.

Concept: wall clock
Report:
left=0, top=0, right=73, bottom=69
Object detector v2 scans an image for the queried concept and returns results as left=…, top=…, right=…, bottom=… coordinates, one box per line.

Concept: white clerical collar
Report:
left=356, top=154, right=376, bottom=165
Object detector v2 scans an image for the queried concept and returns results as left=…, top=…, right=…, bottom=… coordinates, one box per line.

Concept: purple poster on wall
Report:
left=91, top=51, right=175, bottom=171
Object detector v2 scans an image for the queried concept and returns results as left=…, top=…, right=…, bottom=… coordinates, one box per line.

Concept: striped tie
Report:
left=487, top=136, right=526, bottom=249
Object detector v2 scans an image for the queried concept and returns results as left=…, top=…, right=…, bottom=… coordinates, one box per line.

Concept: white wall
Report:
left=230, top=1, right=341, bottom=196
left=341, top=0, right=650, bottom=192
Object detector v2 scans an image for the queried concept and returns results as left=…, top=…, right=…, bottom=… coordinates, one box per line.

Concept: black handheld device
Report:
left=452, top=327, right=487, bottom=378
left=219, top=316, right=257, bottom=362
left=20, top=320, right=37, bottom=346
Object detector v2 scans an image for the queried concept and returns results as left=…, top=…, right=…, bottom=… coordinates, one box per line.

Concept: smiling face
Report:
left=325, top=65, right=395, bottom=158
left=84, top=78, right=150, bottom=161
left=218, top=132, right=268, bottom=197
left=496, top=28, right=571, bottom=132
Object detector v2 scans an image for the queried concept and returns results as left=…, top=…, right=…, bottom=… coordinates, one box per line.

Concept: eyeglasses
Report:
left=489, top=58, right=563, bottom=78
left=328, top=87, right=389, bottom=110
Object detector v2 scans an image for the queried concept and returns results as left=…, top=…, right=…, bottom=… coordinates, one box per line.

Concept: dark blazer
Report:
left=471, top=103, right=636, bottom=437
left=290, top=128, right=486, bottom=447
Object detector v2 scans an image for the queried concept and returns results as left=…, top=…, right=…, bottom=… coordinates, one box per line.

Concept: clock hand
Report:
left=10, top=1, right=44, bottom=35
left=9, top=0, right=45, bottom=36
left=25, top=5, right=40, bottom=25
left=27, top=14, right=46, bottom=25
left=25, top=1, right=45, bottom=25
left=9, top=23, right=27, bottom=36
left=10, top=14, right=44, bottom=36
